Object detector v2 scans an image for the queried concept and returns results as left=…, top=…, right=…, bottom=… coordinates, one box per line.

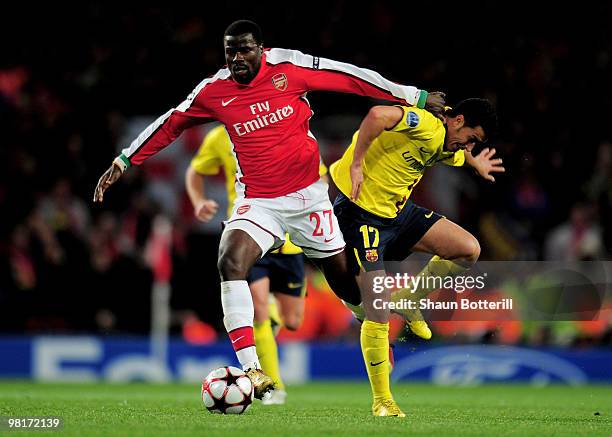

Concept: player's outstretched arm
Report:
left=350, top=106, right=404, bottom=200
left=465, top=148, right=506, bottom=182
left=93, top=161, right=124, bottom=203
left=279, top=49, right=428, bottom=108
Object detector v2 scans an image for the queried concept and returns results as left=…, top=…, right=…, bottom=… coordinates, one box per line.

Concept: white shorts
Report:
left=224, top=179, right=345, bottom=259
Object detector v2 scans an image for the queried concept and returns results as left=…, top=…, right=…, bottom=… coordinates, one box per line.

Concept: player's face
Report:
left=444, top=115, right=486, bottom=153
left=224, top=33, right=263, bottom=84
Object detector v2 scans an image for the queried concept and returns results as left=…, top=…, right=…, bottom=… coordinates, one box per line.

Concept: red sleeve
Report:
left=265, top=49, right=422, bottom=106
left=119, top=71, right=229, bottom=166
left=122, top=107, right=212, bottom=166
left=298, top=67, right=407, bottom=104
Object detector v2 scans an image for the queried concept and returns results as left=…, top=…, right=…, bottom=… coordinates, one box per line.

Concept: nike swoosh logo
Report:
left=370, top=360, right=386, bottom=367
left=287, top=282, right=303, bottom=289
left=424, top=211, right=434, bottom=218
left=231, top=336, right=244, bottom=344
left=324, top=236, right=336, bottom=243
left=221, top=97, right=238, bottom=107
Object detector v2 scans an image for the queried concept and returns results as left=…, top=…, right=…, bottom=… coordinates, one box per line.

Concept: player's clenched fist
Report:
left=424, top=91, right=446, bottom=120
left=194, top=199, right=219, bottom=222
left=93, top=162, right=123, bottom=203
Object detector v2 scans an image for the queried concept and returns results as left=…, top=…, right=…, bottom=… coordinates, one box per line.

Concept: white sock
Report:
left=221, top=280, right=260, bottom=370
left=236, top=347, right=260, bottom=371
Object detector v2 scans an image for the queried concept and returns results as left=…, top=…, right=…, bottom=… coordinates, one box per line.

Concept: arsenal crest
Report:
left=237, top=205, right=251, bottom=215
left=365, top=249, right=378, bottom=262
left=272, top=73, right=288, bottom=91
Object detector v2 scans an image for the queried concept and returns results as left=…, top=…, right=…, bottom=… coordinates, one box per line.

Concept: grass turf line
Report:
left=0, top=382, right=610, bottom=436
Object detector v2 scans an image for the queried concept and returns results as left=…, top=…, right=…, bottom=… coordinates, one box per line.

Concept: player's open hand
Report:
left=424, top=91, right=446, bottom=120
left=194, top=199, right=219, bottom=222
left=350, top=162, right=364, bottom=201
left=93, top=163, right=123, bottom=203
left=471, top=148, right=505, bottom=182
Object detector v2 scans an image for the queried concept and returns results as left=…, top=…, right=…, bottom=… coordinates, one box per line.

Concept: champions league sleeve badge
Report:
left=407, top=111, right=420, bottom=128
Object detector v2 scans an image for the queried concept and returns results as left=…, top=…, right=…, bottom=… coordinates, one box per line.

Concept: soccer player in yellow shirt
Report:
left=330, top=98, right=503, bottom=416
left=185, top=125, right=327, bottom=405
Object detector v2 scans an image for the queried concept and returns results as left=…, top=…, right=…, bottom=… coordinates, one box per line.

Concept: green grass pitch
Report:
left=0, top=382, right=610, bottom=436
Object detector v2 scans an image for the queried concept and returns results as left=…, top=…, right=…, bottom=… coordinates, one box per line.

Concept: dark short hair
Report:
left=447, top=98, right=498, bottom=141
left=224, top=20, right=263, bottom=45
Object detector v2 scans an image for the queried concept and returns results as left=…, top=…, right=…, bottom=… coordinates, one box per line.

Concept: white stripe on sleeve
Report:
left=121, top=68, right=230, bottom=159
left=266, top=48, right=420, bottom=105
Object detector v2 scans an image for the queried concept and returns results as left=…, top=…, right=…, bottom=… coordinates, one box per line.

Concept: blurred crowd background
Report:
left=1, top=2, right=611, bottom=345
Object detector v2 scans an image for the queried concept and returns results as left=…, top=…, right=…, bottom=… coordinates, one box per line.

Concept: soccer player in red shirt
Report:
left=93, top=20, right=445, bottom=400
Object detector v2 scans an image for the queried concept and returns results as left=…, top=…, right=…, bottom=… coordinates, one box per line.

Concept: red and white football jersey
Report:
left=120, top=48, right=423, bottom=198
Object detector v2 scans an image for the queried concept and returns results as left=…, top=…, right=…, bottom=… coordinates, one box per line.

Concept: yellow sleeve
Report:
left=319, top=158, right=328, bottom=177
left=190, top=126, right=227, bottom=175
left=442, top=150, right=465, bottom=167
left=389, top=106, right=440, bottom=146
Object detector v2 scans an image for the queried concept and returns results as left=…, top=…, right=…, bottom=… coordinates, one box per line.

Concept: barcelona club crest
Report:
left=272, top=73, right=288, bottom=91
left=365, top=249, right=378, bottom=262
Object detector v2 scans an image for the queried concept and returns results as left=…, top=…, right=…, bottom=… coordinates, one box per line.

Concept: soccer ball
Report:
left=201, top=366, right=254, bottom=414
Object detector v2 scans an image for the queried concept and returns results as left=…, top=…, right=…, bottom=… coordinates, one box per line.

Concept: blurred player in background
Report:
left=94, top=19, right=446, bottom=400
left=185, top=125, right=327, bottom=405
left=331, top=98, right=502, bottom=416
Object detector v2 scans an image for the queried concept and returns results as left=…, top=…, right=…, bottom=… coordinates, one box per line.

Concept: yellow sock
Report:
left=254, top=319, right=285, bottom=389
left=391, top=256, right=468, bottom=316
left=268, top=299, right=283, bottom=337
left=361, top=320, right=392, bottom=401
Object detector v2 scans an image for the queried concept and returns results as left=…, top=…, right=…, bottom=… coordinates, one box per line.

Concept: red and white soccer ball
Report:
left=201, top=366, right=254, bottom=414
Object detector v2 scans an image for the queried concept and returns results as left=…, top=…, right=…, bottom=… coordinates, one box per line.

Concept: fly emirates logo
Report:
left=232, top=101, right=294, bottom=136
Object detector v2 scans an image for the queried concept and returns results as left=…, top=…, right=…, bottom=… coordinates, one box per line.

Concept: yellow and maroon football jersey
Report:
left=330, top=106, right=464, bottom=219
